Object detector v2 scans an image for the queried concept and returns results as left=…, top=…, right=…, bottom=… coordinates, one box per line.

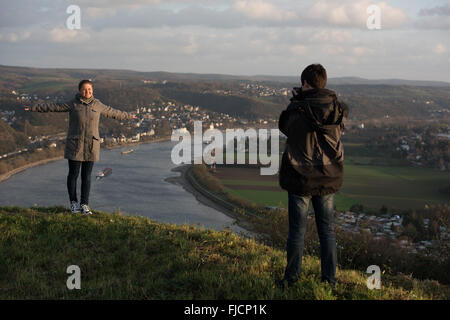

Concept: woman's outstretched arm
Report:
left=99, top=102, right=136, bottom=120
left=26, top=102, right=72, bottom=112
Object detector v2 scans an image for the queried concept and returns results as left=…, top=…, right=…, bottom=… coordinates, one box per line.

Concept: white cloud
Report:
left=1, top=31, right=31, bottom=43
left=433, top=43, right=447, bottom=54
left=308, top=0, right=408, bottom=29
left=419, top=3, right=450, bottom=16
left=323, top=45, right=345, bottom=55
left=415, top=16, right=450, bottom=30
left=76, top=0, right=161, bottom=8
left=49, top=28, right=91, bottom=43
left=375, top=2, right=408, bottom=28
left=183, top=34, right=198, bottom=55
left=0, top=1, right=448, bottom=81
left=85, top=7, right=118, bottom=19
left=76, top=0, right=213, bottom=9
left=290, top=45, right=307, bottom=56
left=352, top=46, right=375, bottom=56
left=233, top=0, right=297, bottom=21
left=311, top=30, right=353, bottom=43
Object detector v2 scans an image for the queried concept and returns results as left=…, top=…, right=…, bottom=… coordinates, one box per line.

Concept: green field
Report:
left=20, top=77, right=73, bottom=91
left=341, top=164, right=449, bottom=210
left=214, top=152, right=450, bottom=212
left=222, top=187, right=357, bottom=212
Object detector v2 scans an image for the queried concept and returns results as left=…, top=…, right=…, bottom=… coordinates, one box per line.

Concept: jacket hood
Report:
left=291, top=88, right=344, bottom=133
left=290, top=88, right=337, bottom=103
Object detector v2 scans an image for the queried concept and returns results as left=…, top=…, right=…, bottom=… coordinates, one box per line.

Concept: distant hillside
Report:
left=1, top=64, right=450, bottom=134
left=2, top=64, right=449, bottom=87
left=329, top=84, right=450, bottom=120
left=0, top=119, right=28, bottom=154
left=328, top=77, right=450, bottom=87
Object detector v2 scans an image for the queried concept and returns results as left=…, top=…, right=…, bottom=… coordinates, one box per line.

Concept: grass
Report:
left=0, top=206, right=447, bottom=300
left=341, top=164, right=450, bottom=210
left=224, top=187, right=286, bottom=207
left=223, top=187, right=358, bottom=211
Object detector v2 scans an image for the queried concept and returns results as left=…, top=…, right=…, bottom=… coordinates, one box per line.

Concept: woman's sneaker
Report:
left=80, top=204, right=93, bottom=215
left=70, top=201, right=81, bottom=213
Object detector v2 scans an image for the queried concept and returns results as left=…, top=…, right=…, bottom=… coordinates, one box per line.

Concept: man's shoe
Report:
left=80, top=204, right=93, bottom=215
left=70, top=201, right=81, bottom=213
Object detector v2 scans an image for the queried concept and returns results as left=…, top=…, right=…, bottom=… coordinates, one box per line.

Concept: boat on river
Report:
left=96, top=167, right=112, bottom=180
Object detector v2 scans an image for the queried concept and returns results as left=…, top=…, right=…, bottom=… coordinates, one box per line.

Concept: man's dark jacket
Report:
left=278, top=88, right=349, bottom=196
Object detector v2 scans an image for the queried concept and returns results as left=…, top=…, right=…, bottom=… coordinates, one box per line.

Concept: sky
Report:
left=0, top=0, right=449, bottom=81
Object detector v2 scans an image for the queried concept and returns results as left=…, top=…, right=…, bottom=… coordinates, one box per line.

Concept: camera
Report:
left=293, top=87, right=301, bottom=92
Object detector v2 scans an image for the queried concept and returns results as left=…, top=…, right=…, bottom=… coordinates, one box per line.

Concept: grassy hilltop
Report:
left=0, top=206, right=448, bottom=300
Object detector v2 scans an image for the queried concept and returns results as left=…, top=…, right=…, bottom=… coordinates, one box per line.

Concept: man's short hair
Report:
left=78, top=79, right=93, bottom=91
left=301, top=64, right=327, bottom=89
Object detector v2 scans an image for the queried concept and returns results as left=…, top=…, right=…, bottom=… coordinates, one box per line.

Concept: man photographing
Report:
left=278, top=64, right=349, bottom=288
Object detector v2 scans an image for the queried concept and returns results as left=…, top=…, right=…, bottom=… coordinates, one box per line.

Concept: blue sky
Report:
left=0, top=0, right=449, bottom=81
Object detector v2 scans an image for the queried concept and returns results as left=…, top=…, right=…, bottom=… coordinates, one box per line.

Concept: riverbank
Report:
left=164, top=165, right=256, bottom=237
left=103, top=136, right=171, bottom=151
left=0, top=156, right=64, bottom=183
left=0, top=137, right=172, bottom=184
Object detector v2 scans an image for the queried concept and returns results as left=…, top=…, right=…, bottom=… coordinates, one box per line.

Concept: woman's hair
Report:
left=78, top=79, right=93, bottom=91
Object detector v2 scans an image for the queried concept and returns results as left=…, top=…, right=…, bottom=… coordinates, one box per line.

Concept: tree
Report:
left=350, top=204, right=364, bottom=213
left=0, top=162, right=9, bottom=175
left=405, top=223, right=418, bottom=242
left=156, top=119, right=172, bottom=137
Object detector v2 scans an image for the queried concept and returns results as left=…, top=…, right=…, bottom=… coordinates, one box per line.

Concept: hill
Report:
left=1, top=64, right=450, bottom=121
left=0, top=206, right=447, bottom=299
left=0, top=64, right=449, bottom=154
left=0, top=119, right=28, bottom=154
left=2, top=65, right=449, bottom=87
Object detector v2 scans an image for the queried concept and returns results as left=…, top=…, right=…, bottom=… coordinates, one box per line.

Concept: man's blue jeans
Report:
left=284, top=193, right=337, bottom=285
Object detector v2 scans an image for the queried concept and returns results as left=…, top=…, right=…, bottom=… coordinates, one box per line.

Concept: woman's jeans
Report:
left=67, top=160, right=94, bottom=205
left=284, top=192, right=337, bottom=285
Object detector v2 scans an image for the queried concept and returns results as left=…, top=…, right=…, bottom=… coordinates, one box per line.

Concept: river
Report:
left=0, top=141, right=248, bottom=234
